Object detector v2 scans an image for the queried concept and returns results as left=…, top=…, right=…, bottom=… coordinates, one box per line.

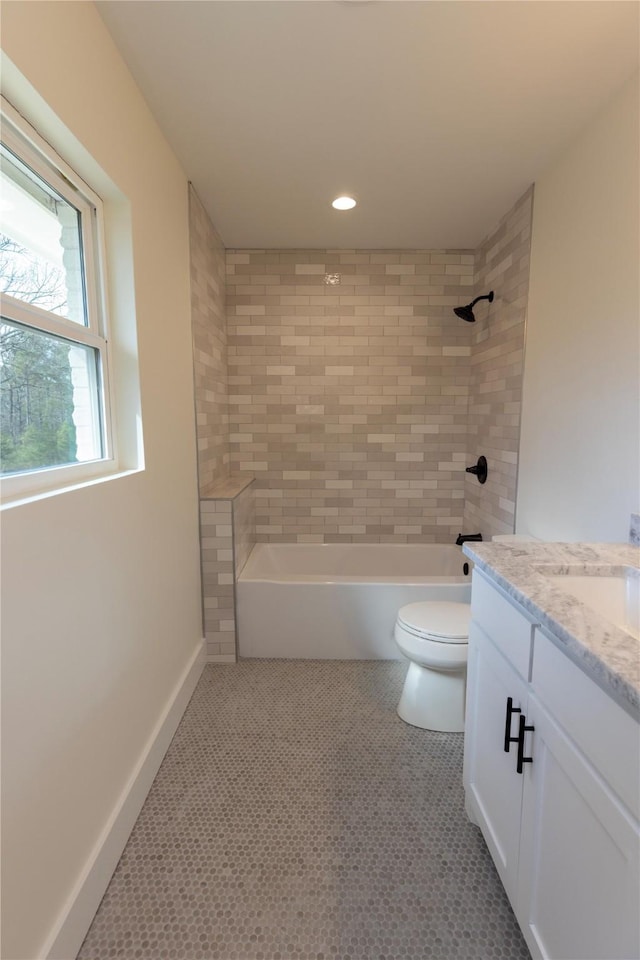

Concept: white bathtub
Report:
left=236, top=543, right=472, bottom=659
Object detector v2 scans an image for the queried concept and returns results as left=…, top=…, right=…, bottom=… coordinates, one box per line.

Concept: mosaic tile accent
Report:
left=226, top=250, right=475, bottom=544
left=78, top=661, right=530, bottom=960
left=189, top=185, right=229, bottom=493
left=463, top=188, right=533, bottom=540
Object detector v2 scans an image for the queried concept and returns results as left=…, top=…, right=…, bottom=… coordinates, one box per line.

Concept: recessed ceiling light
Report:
left=332, top=196, right=357, bottom=211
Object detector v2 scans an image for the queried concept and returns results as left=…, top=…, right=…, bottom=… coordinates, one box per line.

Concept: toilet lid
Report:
left=397, top=601, right=471, bottom=642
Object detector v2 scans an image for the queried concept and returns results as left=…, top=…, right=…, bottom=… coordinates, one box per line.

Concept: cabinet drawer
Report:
left=532, top=629, right=640, bottom=817
left=471, top=571, right=536, bottom=680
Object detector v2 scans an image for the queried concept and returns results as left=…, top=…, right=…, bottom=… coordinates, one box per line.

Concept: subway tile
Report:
left=195, top=211, right=531, bottom=548
left=385, top=264, right=415, bottom=274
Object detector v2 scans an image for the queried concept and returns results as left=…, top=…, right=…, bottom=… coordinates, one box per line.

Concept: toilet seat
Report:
left=396, top=601, right=470, bottom=643
left=394, top=625, right=469, bottom=668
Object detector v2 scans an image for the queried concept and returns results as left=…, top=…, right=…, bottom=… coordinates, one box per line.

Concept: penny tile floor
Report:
left=78, top=661, right=530, bottom=960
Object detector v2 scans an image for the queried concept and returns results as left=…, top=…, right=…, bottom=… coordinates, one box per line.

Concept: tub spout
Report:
left=455, top=533, right=483, bottom=546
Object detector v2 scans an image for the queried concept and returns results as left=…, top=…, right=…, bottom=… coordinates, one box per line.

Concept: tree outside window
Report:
left=0, top=105, right=109, bottom=483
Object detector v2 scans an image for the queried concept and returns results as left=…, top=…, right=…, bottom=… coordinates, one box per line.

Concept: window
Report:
left=0, top=99, right=113, bottom=495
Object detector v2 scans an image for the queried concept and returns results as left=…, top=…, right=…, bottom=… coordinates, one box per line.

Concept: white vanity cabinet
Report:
left=463, top=601, right=531, bottom=899
left=464, top=570, right=640, bottom=960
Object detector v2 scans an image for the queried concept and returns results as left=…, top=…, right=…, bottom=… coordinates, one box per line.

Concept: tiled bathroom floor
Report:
left=78, top=661, right=530, bottom=960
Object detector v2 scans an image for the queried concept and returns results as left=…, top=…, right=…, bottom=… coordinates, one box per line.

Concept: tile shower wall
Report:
left=226, top=251, right=475, bottom=542
left=233, top=482, right=256, bottom=577
left=189, top=185, right=229, bottom=493
left=199, top=481, right=256, bottom=661
left=190, top=191, right=256, bottom=660
left=200, top=499, right=236, bottom=660
left=463, top=188, right=534, bottom=539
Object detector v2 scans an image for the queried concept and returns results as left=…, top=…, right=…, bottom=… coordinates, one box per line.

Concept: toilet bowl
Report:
left=394, top=601, right=471, bottom=732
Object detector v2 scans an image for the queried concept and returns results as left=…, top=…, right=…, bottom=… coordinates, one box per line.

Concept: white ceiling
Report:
left=97, top=1, right=639, bottom=250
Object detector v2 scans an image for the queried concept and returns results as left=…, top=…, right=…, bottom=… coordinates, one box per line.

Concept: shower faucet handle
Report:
left=465, top=455, right=488, bottom=484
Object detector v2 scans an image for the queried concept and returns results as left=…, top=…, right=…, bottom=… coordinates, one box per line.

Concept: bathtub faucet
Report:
left=455, top=532, right=483, bottom=546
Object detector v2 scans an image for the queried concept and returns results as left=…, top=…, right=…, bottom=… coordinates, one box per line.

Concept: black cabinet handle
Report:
left=503, top=697, right=521, bottom=753
left=516, top=714, right=535, bottom=774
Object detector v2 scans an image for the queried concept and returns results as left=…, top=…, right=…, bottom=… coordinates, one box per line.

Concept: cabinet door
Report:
left=517, top=693, right=640, bottom=960
left=464, top=623, right=529, bottom=905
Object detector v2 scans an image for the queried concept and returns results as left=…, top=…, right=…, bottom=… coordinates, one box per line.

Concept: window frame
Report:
left=0, top=97, right=117, bottom=501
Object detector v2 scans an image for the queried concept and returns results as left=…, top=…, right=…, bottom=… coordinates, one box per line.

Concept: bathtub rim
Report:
left=238, top=542, right=472, bottom=586
left=238, top=572, right=470, bottom=585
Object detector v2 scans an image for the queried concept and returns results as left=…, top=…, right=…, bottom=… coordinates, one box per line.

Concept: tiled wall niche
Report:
left=226, top=251, right=475, bottom=543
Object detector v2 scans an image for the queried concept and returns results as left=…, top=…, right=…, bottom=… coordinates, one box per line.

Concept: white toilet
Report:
left=394, top=601, right=471, bottom=732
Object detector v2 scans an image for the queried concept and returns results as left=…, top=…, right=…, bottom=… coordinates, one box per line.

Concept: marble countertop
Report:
left=462, top=541, right=640, bottom=718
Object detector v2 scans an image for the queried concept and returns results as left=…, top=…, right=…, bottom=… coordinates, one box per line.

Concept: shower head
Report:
left=454, top=291, right=494, bottom=323
left=453, top=303, right=477, bottom=323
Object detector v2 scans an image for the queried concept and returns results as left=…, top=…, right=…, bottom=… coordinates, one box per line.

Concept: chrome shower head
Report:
left=454, top=290, right=494, bottom=323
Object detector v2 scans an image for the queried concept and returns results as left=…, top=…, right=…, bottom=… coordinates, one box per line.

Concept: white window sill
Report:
left=0, top=461, right=144, bottom=510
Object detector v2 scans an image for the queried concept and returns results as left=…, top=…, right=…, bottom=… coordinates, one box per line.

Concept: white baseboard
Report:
left=207, top=653, right=236, bottom=663
left=41, top=639, right=206, bottom=960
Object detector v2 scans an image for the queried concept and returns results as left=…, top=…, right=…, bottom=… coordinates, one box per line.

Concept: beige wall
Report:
left=189, top=185, right=229, bottom=493
left=1, top=4, right=202, bottom=958
left=517, top=76, right=639, bottom=541
left=463, top=188, right=533, bottom=539
left=227, top=249, right=475, bottom=542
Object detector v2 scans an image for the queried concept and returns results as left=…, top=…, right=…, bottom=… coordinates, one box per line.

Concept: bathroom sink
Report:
left=537, top=566, right=640, bottom=639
